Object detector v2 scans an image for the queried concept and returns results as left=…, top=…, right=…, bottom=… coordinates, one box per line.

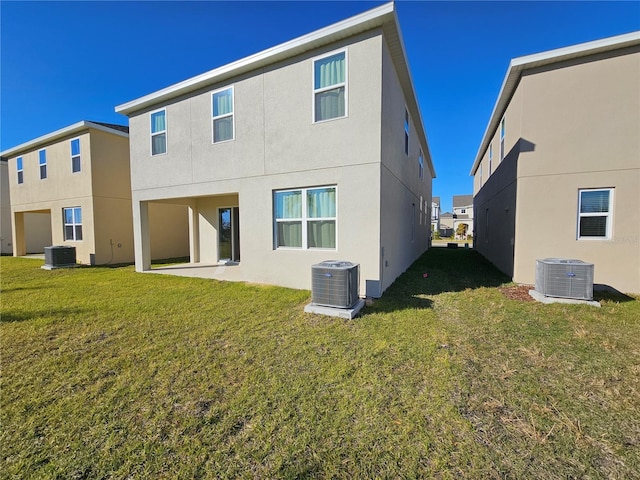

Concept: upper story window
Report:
left=63, top=207, right=83, bottom=241
left=16, top=157, right=24, bottom=184
left=313, top=50, right=346, bottom=122
left=212, top=87, right=234, bottom=143
left=479, top=162, right=483, bottom=186
left=39, top=149, right=47, bottom=179
left=500, top=117, right=505, bottom=161
left=274, top=186, right=337, bottom=249
left=150, top=109, right=167, bottom=155
left=578, top=188, right=613, bottom=240
left=71, top=138, right=81, bottom=173
left=488, top=144, right=493, bottom=175
left=404, top=109, right=410, bottom=155
left=418, top=149, right=424, bottom=180
left=461, top=209, right=466, bottom=214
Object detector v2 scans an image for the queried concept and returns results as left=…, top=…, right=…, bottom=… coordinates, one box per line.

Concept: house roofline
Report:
left=0, top=121, right=129, bottom=159
left=113, top=1, right=436, bottom=178
left=115, top=2, right=395, bottom=116
left=469, top=30, right=640, bottom=176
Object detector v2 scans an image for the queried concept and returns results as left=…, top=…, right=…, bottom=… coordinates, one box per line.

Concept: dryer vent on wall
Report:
left=535, top=258, right=594, bottom=301
left=311, top=261, right=359, bottom=308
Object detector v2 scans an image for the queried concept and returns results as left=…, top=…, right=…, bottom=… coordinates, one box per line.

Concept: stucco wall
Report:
left=24, top=212, right=52, bottom=253
left=473, top=146, right=518, bottom=277
left=8, top=131, right=93, bottom=207
left=1, top=161, right=12, bottom=254
left=7, top=131, right=97, bottom=261
left=475, top=46, right=640, bottom=293
left=128, top=31, right=383, bottom=192
left=513, top=47, right=640, bottom=293
left=379, top=33, right=431, bottom=292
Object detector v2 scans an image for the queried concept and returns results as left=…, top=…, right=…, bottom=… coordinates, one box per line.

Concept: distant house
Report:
left=470, top=32, right=640, bottom=294
left=452, top=194, right=473, bottom=239
left=115, top=2, right=435, bottom=297
left=1, top=121, right=189, bottom=265
left=431, top=196, right=440, bottom=234
left=439, top=212, right=454, bottom=238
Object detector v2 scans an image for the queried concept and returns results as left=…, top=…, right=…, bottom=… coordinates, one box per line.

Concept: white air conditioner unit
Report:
left=311, top=260, right=359, bottom=308
left=535, top=258, right=594, bottom=300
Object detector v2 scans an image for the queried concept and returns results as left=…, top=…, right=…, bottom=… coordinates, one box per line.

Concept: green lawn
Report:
left=1, top=250, right=639, bottom=479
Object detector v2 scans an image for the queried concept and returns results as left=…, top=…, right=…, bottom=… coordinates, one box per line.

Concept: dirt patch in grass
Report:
left=499, top=284, right=535, bottom=302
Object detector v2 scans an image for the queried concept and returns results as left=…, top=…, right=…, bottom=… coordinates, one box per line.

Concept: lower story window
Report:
left=578, top=188, right=613, bottom=239
left=64, top=207, right=83, bottom=241
left=274, top=186, right=336, bottom=249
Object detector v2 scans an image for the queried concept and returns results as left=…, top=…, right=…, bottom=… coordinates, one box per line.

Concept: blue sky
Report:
left=1, top=1, right=638, bottom=213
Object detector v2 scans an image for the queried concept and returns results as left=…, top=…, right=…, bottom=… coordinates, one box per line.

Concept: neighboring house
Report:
left=431, top=196, right=440, bottom=234
left=452, top=194, right=473, bottom=239
left=1, top=159, right=13, bottom=254
left=470, top=32, right=640, bottom=294
left=115, top=2, right=435, bottom=297
left=439, top=212, right=454, bottom=238
left=1, top=121, right=189, bottom=265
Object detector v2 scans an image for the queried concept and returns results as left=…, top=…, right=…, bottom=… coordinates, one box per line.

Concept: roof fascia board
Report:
left=0, top=121, right=129, bottom=159
left=469, top=30, right=640, bottom=175
left=115, top=2, right=395, bottom=116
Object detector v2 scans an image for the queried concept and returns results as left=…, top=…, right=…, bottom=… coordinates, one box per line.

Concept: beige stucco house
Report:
left=470, top=32, right=640, bottom=294
left=115, top=2, right=435, bottom=297
left=1, top=121, right=189, bottom=265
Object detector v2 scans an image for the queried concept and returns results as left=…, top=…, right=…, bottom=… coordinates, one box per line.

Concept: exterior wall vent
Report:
left=535, top=258, right=594, bottom=300
left=44, top=245, right=77, bottom=268
left=311, top=260, right=359, bottom=308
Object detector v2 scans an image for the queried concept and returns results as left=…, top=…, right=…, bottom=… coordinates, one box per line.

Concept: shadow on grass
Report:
left=1, top=307, right=88, bottom=323
left=594, top=285, right=637, bottom=303
left=365, top=248, right=510, bottom=314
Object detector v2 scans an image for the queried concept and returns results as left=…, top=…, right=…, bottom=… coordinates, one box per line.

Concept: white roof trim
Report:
left=469, top=30, right=640, bottom=175
left=115, top=2, right=395, bottom=116
left=0, top=121, right=128, bottom=159
left=114, top=1, right=436, bottom=178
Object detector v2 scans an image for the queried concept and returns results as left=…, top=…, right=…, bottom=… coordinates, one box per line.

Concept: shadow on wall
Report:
left=363, top=248, right=511, bottom=314
left=473, top=138, right=536, bottom=279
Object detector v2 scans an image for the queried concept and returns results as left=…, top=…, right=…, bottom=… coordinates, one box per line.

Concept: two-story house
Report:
left=452, top=194, right=473, bottom=239
left=431, top=196, right=440, bottom=235
left=115, top=2, right=435, bottom=297
left=1, top=121, right=189, bottom=265
left=470, top=32, right=640, bottom=294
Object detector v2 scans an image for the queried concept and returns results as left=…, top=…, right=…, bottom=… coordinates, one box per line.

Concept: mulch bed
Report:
left=499, top=285, right=535, bottom=302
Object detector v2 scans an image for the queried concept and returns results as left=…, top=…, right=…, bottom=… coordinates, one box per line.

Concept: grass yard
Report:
left=1, top=250, right=639, bottom=479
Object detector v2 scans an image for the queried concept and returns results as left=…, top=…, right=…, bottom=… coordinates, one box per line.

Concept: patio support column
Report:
left=188, top=205, right=200, bottom=264
left=133, top=200, right=151, bottom=272
left=12, top=211, right=25, bottom=257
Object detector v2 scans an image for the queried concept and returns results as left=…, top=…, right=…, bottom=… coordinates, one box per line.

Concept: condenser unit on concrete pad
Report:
left=305, top=261, right=365, bottom=319
left=535, top=258, right=594, bottom=301
left=42, top=245, right=77, bottom=270
left=311, top=260, right=360, bottom=308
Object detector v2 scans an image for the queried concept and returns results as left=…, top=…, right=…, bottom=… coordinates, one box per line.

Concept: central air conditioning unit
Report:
left=311, top=260, right=359, bottom=308
left=535, top=258, right=594, bottom=301
left=44, top=245, right=77, bottom=268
